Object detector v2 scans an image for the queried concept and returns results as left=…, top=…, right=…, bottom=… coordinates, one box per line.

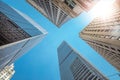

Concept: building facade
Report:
left=0, top=64, right=15, bottom=80
left=57, top=41, right=107, bottom=80
left=80, top=0, right=120, bottom=71
left=27, top=0, right=99, bottom=27
left=0, top=1, right=47, bottom=70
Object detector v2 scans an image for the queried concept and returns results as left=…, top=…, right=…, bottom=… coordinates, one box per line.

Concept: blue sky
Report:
left=2, top=0, right=120, bottom=80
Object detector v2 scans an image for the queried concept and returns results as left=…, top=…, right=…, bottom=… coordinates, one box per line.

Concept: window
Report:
left=117, top=37, right=120, bottom=40
left=117, top=49, right=120, bottom=52
left=105, top=45, right=109, bottom=48
left=111, top=36, right=117, bottom=40
left=64, top=0, right=76, bottom=9
left=105, top=35, right=110, bottom=39
left=111, top=47, right=115, bottom=51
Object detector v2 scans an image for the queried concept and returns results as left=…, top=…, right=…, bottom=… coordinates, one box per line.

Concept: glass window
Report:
left=64, top=0, right=76, bottom=9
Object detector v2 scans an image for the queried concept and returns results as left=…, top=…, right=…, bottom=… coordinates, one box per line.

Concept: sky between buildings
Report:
left=1, top=0, right=120, bottom=80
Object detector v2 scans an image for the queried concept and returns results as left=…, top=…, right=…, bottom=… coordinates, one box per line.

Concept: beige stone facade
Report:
left=27, top=0, right=99, bottom=27
left=80, top=0, right=120, bottom=71
left=0, top=64, right=15, bottom=80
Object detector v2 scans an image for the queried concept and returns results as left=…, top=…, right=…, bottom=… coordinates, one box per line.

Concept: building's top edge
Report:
left=12, top=7, right=48, bottom=35
left=0, top=1, right=48, bottom=35
left=57, top=41, right=67, bottom=50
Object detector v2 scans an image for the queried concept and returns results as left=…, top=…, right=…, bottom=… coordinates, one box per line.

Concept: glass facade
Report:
left=57, top=41, right=107, bottom=80
left=0, top=12, right=31, bottom=46
left=64, top=0, right=76, bottom=9
left=0, top=1, right=47, bottom=70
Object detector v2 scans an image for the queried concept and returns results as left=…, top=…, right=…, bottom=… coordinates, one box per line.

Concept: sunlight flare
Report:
left=91, top=0, right=116, bottom=18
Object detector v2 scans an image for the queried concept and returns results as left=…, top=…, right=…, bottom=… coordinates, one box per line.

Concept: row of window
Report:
left=88, top=20, right=120, bottom=28
left=34, top=0, right=54, bottom=22
left=0, top=70, right=13, bottom=78
left=88, top=10, right=120, bottom=27
left=64, top=0, right=76, bottom=9
left=85, top=23, right=120, bottom=29
left=81, top=31, right=120, bottom=41
left=70, top=57, right=106, bottom=80
left=87, top=41, right=120, bottom=70
left=34, top=0, right=69, bottom=26
left=84, top=28, right=120, bottom=33
left=86, top=39, right=120, bottom=54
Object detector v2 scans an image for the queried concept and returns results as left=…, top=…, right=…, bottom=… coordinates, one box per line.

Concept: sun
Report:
left=90, top=0, right=116, bottom=19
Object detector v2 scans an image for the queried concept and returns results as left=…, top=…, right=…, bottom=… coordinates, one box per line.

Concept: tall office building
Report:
left=80, top=0, right=120, bottom=71
left=27, top=0, right=99, bottom=27
left=0, top=1, right=47, bottom=70
left=57, top=41, right=107, bottom=80
left=0, top=64, right=15, bottom=80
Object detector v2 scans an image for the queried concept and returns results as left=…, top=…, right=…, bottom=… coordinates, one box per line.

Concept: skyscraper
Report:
left=57, top=41, right=107, bottom=80
left=0, top=1, right=47, bottom=70
left=27, top=0, right=99, bottom=27
left=0, top=64, right=15, bottom=80
left=80, top=0, right=120, bottom=71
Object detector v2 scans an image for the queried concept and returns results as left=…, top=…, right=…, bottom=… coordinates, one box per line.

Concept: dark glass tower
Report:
left=0, top=1, right=47, bottom=70
left=57, top=41, right=107, bottom=80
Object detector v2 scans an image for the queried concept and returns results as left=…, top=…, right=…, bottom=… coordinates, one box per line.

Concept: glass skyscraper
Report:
left=57, top=41, right=107, bottom=80
left=0, top=1, right=47, bottom=70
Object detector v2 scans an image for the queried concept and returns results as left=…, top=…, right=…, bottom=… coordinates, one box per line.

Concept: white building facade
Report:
left=0, top=64, right=15, bottom=80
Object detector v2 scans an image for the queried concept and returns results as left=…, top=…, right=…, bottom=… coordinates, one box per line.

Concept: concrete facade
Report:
left=0, top=64, right=15, bottom=80
left=80, top=0, right=120, bottom=71
left=27, top=0, right=99, bottom=27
